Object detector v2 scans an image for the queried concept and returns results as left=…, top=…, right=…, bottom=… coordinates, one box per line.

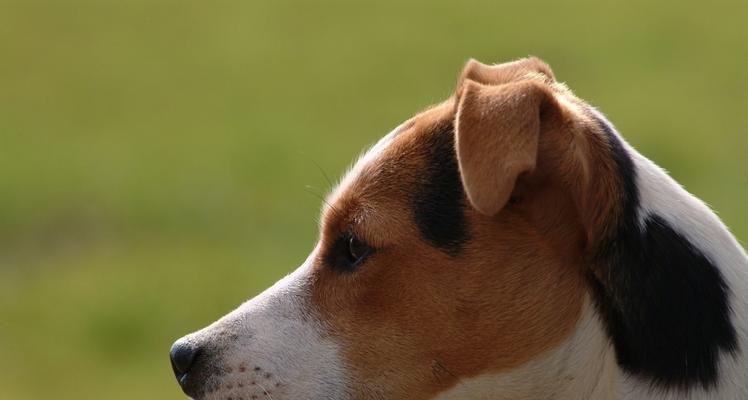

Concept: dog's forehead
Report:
left=325, top=101, right=456, bottom=221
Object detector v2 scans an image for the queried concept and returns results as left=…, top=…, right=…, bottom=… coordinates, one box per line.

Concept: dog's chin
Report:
left=184, top=368, right=291, bottom=400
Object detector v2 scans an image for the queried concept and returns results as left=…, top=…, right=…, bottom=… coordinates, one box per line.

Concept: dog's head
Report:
left=168, top=58, right=644, bottom=399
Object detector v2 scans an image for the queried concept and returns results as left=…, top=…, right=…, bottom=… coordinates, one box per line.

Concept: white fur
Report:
left=618, top=148, right=748, bottom=399
left=179, top=250, right=350, bottom=400
left=597, top=112, right=748, bottom=399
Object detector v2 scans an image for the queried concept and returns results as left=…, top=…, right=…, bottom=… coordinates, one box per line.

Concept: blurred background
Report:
left=1, top=1, right=746, bottom=398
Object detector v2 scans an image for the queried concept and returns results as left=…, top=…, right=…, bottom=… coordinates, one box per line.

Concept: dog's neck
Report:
left=509, top=301, right=620, bottom=400
left=433, top=301, right=619, bottom=400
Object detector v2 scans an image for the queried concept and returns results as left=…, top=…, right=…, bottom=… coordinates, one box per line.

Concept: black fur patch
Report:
left=411, top=124, right=469, bottom=255
left=589, top=113, right=737, bottom=390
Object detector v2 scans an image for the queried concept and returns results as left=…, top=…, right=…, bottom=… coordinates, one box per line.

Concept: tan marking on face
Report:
left=305, top=58, right=627, bottom=398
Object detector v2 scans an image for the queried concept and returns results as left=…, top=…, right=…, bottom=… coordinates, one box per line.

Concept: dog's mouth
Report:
left=173, top=358, right=289, bottom=400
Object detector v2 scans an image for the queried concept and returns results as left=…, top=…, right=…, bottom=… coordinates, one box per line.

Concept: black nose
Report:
left=170, top=340, right=199, bottom=386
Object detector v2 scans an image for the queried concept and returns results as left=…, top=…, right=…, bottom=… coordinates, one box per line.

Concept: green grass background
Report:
left=1, top=1, right=746, bottom=398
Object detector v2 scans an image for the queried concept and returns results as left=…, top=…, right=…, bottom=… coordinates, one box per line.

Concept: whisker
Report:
left=304, top=184, right=325, bottom=196
left=256, top=382, right=275, bottom=400
left=298, top=151, right=335, bottom=192
left=310, top=159, right=335, bottom=191
left=303, top=186, right=343, bottom=219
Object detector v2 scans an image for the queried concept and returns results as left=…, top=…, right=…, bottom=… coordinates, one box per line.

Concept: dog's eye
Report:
left=326, top=233, right=374, bottom=272
left=347, top=235, right=370, bottom=265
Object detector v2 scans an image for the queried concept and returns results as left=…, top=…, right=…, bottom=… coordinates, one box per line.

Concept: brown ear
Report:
left=456, top=57, right=555, bottom=96
left=455, top=79, right=556, bottom=216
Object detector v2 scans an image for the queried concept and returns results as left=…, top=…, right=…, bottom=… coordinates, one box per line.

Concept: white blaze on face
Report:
left=182, top=252, right=350, bottom=400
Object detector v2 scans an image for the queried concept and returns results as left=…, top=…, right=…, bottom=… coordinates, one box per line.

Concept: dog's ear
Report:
left=455, top=79, right=558, bottom=216
left=456, top=57, right=555, bottom=95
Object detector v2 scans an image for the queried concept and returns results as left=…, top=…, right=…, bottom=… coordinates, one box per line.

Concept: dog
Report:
left=169, top=58, right=748, bottom=399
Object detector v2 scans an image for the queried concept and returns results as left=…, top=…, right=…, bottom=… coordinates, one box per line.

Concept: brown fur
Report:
left=307, top=58, right=626, bottom=398
left=456, top=79, right=548, bottom=216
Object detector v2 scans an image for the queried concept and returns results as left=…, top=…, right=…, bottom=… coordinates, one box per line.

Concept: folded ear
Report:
left=455, top=79, right=557, bottom=216
left=457, top=57, right=555, bottom=95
